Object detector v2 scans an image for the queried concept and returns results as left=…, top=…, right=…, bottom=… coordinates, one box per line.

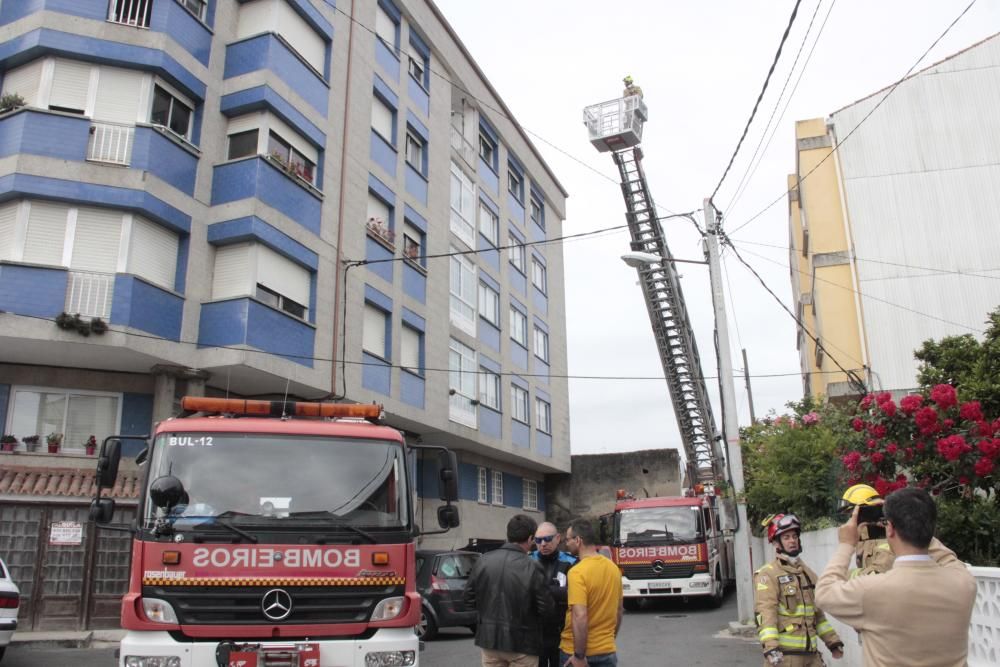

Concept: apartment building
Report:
left=0, top=0, right=570, bottom=627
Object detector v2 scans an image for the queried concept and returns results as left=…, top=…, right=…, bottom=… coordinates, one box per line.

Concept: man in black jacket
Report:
left=464, top=514, right=554, bottom=666
left=530, top=522, right=577, bottom=666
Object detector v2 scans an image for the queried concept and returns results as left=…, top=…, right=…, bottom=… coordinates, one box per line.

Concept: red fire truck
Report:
left=601, top=489, right=733, bottom=610
left=90, top=397, right=461, bottom=667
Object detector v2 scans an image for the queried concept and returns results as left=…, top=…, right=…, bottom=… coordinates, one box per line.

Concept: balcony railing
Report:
left=88, top=121, right=135, bottom=165
left=66, top=271, right=115, bottom=319
left=108, top=0, right=153, bottom=28
left=450, top=125, right=476, bottom=169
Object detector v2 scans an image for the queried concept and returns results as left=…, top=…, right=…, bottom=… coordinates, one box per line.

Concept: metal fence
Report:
left=66, top=271, right=115, bottom=319
left=87, top=122, right=134, bottom=166
left=107, top=0, right=152, bottom=28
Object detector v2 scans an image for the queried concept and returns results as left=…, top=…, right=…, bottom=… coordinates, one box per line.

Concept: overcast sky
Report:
left=434, top=0, right=1000, bottom=458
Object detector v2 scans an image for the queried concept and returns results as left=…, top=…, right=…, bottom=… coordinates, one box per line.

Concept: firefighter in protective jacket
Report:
left=840, top=484, right=894, bottom=577
left=754, top=514, right=844, bottom=666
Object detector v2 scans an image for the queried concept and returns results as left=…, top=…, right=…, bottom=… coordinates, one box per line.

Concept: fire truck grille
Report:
left=144, top=584, right=406, bottom=625
left=621, top=564, right=695, bottom=579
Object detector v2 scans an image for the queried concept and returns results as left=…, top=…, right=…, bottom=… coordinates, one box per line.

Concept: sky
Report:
left=433, top=0, right=1000, bottom=458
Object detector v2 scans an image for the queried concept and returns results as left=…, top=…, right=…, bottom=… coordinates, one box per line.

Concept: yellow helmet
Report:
left=840, top=483, right=881, bottom=512
left=623, top=75, right=633, bottom=85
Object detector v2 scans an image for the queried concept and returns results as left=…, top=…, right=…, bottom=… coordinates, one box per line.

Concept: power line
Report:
left=733, top=243, right=986, bottom=334
left=710, top=0, right=804, bottom=203
left=2, top=312, right=831, bottom=382
left=727, top=0, right=838, bottom=215
left=727, top=0, right=980, bottom=237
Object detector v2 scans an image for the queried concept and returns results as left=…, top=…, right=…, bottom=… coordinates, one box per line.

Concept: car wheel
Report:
left=467, top=623, right=477, bottom=635
left=418, top=607, right=438, bottom=641
left=0, top=645, right=5, bottom=662
left=623, top=598, right=641, bottom=612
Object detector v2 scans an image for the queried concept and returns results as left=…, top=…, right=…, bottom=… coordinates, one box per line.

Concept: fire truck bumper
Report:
left=118, top=628, right=419, bottom=667
left=622, top=572, right=714, bottom=598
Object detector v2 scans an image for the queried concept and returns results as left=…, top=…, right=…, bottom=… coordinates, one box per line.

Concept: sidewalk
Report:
left=10, top=629, right=124, bottom=649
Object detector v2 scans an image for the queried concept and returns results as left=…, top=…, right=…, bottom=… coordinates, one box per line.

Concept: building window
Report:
left=511, top=385, right=529, bottom=424
left=479, top=133, right=495, bottom=168
left=268, top=131, right=316, bottom=185
left=405, top=131, right=425, bottom=172
left=477, top=466, right=488, bottom=503
left=402, top=222, right=423, bottom=263
left=7, top=387, right=120, bottom=453
left=536, top=398, right=551, bottom=434
left=367, top=193, right=393, bottom=244
left=212, top=243, right=311, bottom=320
left=227, top=129, right=258, bottom=160
left=530, top=194, right=545, bottom=230
left=534, top=326, right=549, bottom=363
left=407, top=42, right=427, bottom=85
left=508, top=167, right=523, bottom=202
left=372, top=95, right=396, bottom=144
left=480, top=369, right=501, bottom=411
left=478, top=281, right=500, bottom=327
left=256, top=283, right=306, bottom=319
left=109, top=0, right=153, bottom=27
left=524, top=479, right=538, bottom=511
left=374, top=3, right=399, bottom=50
left=450, top=251, right=476, bottom=335
left=450, top=162, right=476, bottom=247
left=509, top=236, right=526, bottom=274
left=179, top=0, right=208, bottom=21
left=531, top=256, right=547, bottom=294
left=510, top=306, right=527, bottom=347
left=492, top=470, right=504, bottom=506
left=477, top=201, right=499, bottom=247
left=449, top=338, right=477, bottom=428
left=401, top=324, right=422, bottom=374
left=150, top=84, right=193, bottom=140
left=362, top=303, right=389, bottom=359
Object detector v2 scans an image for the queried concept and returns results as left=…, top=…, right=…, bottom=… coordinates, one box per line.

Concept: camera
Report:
left=857, top=504, right=884, bottom=524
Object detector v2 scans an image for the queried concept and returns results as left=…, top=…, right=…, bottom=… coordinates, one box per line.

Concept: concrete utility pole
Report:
left=703, top=198, right=754, bottom=624
left=742, top=348, right=757, bottom=424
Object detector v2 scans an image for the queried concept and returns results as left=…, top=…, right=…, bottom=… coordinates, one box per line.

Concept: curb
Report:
left=728, top=621, right=757, bottom=638
left=11, top=630, right=125, bottom=650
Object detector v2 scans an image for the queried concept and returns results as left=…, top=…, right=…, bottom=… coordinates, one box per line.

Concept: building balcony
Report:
left=198, top=297, right=316, bottom=367
left=450, top=125, right=476, bottom=169
left=225, top=33, right=328, bottom=116
left=211, top=156, right=322, bottom=235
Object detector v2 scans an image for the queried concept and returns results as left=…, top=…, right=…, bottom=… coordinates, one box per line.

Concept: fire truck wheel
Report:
left=418, top=607, right=438, bottom=640
left=707, top=570, right=724, bottom=608
left=623, top=598, right=641, bottom=612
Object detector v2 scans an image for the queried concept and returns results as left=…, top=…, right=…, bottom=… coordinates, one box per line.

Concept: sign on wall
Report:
left=49, top=520, right=83, bottom=546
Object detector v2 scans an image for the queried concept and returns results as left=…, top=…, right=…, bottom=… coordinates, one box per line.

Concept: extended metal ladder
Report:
left=612, top=147, right=724, bottom=486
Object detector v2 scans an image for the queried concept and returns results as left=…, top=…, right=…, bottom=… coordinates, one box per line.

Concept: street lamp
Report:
left=620, top=251, right=662, bottom=268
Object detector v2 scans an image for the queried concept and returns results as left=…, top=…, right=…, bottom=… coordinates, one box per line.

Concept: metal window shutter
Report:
left=212, top=243, right=252, bottom=299
left=374, top=6, right=395, bottom=45
left=1, top=59, right=43, bottom=106
left=23, top=201, right=68, bottom=266
left=0, top=201, right=17, bottom=261
left=363, top=303, right=386, bottom=355
left=129, top=216, right=178, bottom=289
left=274, top=0, right=325, bottom=73
left=50, top=59, right=92, bottom=112
left=227, top=113, right=262, bottom=137
left=371, top=97, right=394, bottom=140
left=93, top=67, right=143, bottom=124
left=236, top=0, right=275, bottom=39
left=256, top=244, right=309, bottom=306
left=367, top=194, right=390, bottom=223
left=401, top=326, right=419, bottom=368
left=269, top=114, right=318, bottom=164
left=71, top=207, right=122, bottom=272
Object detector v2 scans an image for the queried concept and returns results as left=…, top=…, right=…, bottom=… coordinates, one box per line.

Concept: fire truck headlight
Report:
left=364, top=650, right=416, bottom=666
left=124, top=657, right=181, bottom=667
left=141, top=597, right=179, bottom=624
left=370, top=596, right=406, bottom=621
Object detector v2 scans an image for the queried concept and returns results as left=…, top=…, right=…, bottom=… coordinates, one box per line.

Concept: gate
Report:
left=0, top=502, right=135, bottom=630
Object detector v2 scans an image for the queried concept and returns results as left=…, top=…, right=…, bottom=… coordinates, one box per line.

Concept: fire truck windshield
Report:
left=618, top=506, right=703, bottom=544
left=142, top=433, right=408, bottom=535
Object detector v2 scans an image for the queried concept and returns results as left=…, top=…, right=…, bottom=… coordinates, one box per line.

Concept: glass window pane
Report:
left=169, top=101, right=191, bottom=137
left=228, top=130, right=258, bottom=160
left=65, top=394, right=119, bottom=449
left=150, top=86, right=171, bottom=126
left=268, top=131, right=291, bottom=163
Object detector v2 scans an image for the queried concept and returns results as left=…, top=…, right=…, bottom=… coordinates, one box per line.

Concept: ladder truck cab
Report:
left=89, top=397, right=462, bottom=667
left=601, top=487, right=732, bottom=610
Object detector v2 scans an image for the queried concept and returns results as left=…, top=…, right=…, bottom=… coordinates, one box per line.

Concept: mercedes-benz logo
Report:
left=261, top=588, right=293, bottom=621
left=651, top=560, right=665, bottom=574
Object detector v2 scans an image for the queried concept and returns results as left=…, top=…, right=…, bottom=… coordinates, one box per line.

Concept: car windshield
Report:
left=618, top=506, right=703, bottom=544
left=436, top=553, right=478, bottom=578
left=142, top=433, right=408, bottom=532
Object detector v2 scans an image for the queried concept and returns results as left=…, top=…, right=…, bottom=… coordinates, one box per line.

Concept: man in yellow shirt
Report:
left=559, top=519, right=623, bottom=667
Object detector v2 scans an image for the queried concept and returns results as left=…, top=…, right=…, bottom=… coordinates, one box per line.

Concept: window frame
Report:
left=477, top=466, right=489, bottom=504
left=536, top=397, right=552, bottom=434
left=255, top=282, right=307, bottom=320
left=531, top=256, right=547, bottom=294
left=179, top=0, right=208, bottom=21
left=523, top=479, right=538, bottom=511
left=478, top=133, right=495, bottom=170
left=479, top=368, right=501, bottom=411
left=268, top=130, right=316, bottom=186
left=478, top=281, right=500, bottom=327
left=150, top=83, right=194, bottom=142
left=508, top=166, right=524, bottom=202
left=530, top=194, right=545, bottom=230
left=450, top=162, right=476, bottom=248
left=534, top=326, right=549, bottom=363
left=362, top=302, right=390, bottom=360
left=511, top=384, right=529, bottom=425
left=508, top=235, right=526, bottom=274
left=5, top=385, right=123, bottom=454
left=449, top=337, right=478, bottom=428
left=510, top=305, right=527, bottom=347
left=405, top=130, right=425, bottom=173
left=449, top=250, right=477, bottom=336
left=492, top=470, right=504, bottom=506
left=479, top=201, right=499, bottom=247
left=400, top=323, right=423, bottom=375
left=371, top=93, right=397, bottom=145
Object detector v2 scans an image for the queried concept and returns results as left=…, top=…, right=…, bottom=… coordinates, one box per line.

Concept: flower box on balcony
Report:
left=366, top=218, right=396, bottom=249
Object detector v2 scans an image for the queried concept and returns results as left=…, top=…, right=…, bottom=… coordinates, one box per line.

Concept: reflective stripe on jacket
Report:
left=753, top=555, right=841, bottom=655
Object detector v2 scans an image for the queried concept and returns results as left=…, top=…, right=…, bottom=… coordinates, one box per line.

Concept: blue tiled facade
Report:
left=0, top=264, right=67, bottom=318
left=131, top=127, right=200, bottom=196
left=198, top=298, right=315, bottom=367
left=0, top=110, right=89, bottom=160
left=224, top=34, right=329, bottom=115
left=110, top=275, right=184, bottom=341
left=211, top=158, right=322, bottom=235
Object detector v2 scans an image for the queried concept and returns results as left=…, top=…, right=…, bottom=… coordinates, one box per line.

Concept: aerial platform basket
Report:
left=583, top=95, right=648, bottom=152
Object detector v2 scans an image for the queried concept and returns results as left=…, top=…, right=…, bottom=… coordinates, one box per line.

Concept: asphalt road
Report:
left=1, top=594, right=758, bottom=666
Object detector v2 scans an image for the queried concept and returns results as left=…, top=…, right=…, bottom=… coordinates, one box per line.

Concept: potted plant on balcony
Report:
left=91, top=317, right=108, bottom=335
left=1, top=435, right=17, bottom=452
left=0, top=92, right=25, bottom=114
left=22, top=435, right=40, bottom=452
left=46, top=432, right=62, bottom=454
left=84, top=435, right=98, bottom=456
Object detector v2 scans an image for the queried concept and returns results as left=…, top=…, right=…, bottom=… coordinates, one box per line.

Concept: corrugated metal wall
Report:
left=831, top=34, right=1000, bottom=392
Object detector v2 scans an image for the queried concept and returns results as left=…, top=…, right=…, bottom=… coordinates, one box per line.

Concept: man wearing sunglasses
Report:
left=531, top=522, right=578, bottom=666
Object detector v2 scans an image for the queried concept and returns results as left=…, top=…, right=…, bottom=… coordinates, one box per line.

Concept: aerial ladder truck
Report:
left=583, top=92, right=736, bottom=608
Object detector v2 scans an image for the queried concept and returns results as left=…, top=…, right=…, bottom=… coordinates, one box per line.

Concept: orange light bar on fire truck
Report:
left=180, top=397, right=382, bottom=421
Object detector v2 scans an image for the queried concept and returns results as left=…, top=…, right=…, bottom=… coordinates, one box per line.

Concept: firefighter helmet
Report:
left=840, top=483, right=881, bottom=512
left=623, top=75, right=633, bottom=85
left=765, top=513, right=801, bottom=543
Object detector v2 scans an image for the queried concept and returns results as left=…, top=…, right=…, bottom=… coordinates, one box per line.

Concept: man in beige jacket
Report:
left=815, top=487, right=977, bottom=667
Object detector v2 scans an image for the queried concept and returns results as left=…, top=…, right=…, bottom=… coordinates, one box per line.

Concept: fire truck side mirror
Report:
left=89, top=497, right=115, bottom=524
left=438, top=450, right=459, bottom=502
left=96, top=437, right=122, bottom=488
left=437, top=505, right=460, bottom=529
